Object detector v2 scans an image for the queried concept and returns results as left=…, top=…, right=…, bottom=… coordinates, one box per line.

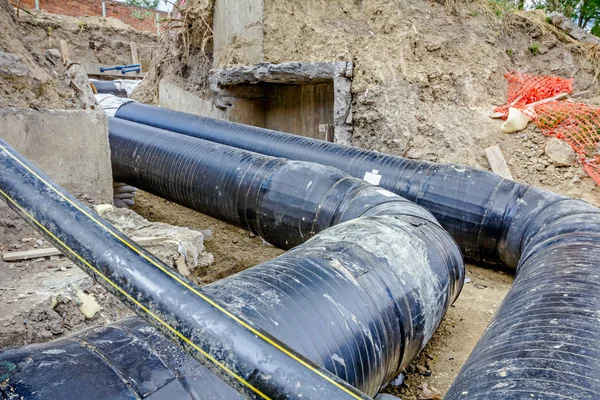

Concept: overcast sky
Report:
left=114, top=0, right=174, bottom=12
left=156, top=0, right=173, bottom=11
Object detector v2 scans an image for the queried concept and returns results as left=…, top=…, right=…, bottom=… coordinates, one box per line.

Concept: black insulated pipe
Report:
left=90, top=80, right=128, bottom=98
left=1, top=212, right=463, bottom=398
left=109, top=117, right=435, bottom=250
left=445, top=193, right=600, bottom=399
left=111, top=103, right=600, bottom=399
left=0, top=317, right=244, bottom=400
left=113, top=103, right=523, bottom=266
left=108, top=116, right=463, bottom=396
left=0, top=137, right=371, bottom=400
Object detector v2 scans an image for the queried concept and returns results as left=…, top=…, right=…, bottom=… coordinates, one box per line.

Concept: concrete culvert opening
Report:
left=210, top=61, right=354, bottom=144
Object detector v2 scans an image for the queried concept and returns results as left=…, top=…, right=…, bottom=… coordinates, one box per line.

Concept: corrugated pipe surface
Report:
left=0, top=137, right=371, bottom=400
left=0, top=317, right=244, bottom=400
left=0, top=134, right=463, bottom=398
left=109, top=117, right=434, bottom=250
left=108, top=116, right=463, bottom=396
left=112, top=103, right=600, bottom=399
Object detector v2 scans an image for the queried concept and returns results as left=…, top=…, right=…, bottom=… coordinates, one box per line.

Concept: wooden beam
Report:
left=485, top=145, right=514, bottom=180
left=60, top=40, right=69, bottom=64
left=83, top=63, right=146, bottom=79
left=130, top=41, right=139, bottom=66
left=3, top=237, right=169, bottom=261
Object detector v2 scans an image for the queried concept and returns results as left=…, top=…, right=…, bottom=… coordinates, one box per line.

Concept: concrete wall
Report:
left=159, top=80, right=225, bottom=119
left=0, top=109, right=113, bottom=204
left=210, top=62, right=353, bottom=144
left=213, top=0, right=263, bottom=66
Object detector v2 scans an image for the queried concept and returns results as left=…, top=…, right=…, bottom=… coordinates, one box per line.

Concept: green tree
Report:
left=125, top=0, right=160, bottom=9
left=532, top=0, right=600, bottom=28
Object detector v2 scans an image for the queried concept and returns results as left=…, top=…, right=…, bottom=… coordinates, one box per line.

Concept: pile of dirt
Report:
left=133, top=0, right=214, bottom=103
left=0, top=0, right=159, bottom=110
left=262, top=0, right=600, bottom=206
left=0, top=202, right=132, bottom=348
left=17, top=9, right=158, bottom=71
left=0, top=0, right=81, bottom=109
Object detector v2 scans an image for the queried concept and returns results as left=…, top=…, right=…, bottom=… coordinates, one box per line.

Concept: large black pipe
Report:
left=109, top=117, right=434, bottom=250
left=90, top=80, right=128, bottom=98
left=112, top=103, right=600, bottom=398
left=0, top=135, right=464, bottom=398
left=108, top=117, right=463, bottom=396
left=0, top=317, right=244, bottom=400
left=114, top=102, right=517, bottom=265
left=0, top=137, right=371, bottom=400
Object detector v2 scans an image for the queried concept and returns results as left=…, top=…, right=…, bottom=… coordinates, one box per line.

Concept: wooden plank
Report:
left=3, top=247, right=60, bottom=261
left=83, top=63, right=146, bottom=79
left=60, top=40, right=69, bottom=64
left=130, top=41, right=139, bottom=65
left=485, top=145, right=514, bottom=180
left=3, top=236, right=169, bottom=261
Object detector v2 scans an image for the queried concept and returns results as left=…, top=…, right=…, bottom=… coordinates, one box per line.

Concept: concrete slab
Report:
left=159, top=80, right=226, bottom=119
left=0, top=108, right=113, bottom=204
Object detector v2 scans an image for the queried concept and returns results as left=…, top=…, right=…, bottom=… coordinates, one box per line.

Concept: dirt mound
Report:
left=0, top=0, right=80, bottom=109
left=0, top=0, right=159, bottom=110
left=17, top=9, right=158, bottom=71
left=133, top=0, right=213, bottom=103
left=260, top=1, right=600, bottom=205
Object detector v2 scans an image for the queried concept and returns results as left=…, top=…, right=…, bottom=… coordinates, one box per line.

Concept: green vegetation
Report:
left=530, top=0, right=600, bottom=33
left=529, top=42, right=541, bottom=54
left=125, top=0, right=160, bottom=9
left=487, top=0, right=518, bottom=17
left=506, top=48, right=514, bottom=56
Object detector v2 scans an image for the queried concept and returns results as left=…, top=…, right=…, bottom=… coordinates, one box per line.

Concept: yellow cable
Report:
left=0, top=187, right=270, bottom=400
left=0, top=143, right=365, bottom=400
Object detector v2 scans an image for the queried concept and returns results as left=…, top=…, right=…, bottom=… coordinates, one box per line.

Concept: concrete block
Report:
left=0, top=108, right=113, bottom=204
left=159, top=79, right=226, bottom=119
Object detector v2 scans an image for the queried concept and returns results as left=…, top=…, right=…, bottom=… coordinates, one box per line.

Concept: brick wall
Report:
left=12, top=0, right=167, bottom=34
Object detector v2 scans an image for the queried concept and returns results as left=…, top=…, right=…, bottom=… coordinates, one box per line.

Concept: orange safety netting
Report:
left=534, top=101, right=600, bottom=184
left=494, top=71, right=574, bottom=116
left=496, top=72, right=600, bottom=185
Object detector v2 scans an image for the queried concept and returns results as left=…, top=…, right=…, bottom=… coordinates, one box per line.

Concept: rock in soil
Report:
left=545, top=137, right=577, bottom=167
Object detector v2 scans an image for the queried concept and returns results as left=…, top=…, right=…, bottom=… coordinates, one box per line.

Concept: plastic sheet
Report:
left=90, top=80, right=141, bottom=98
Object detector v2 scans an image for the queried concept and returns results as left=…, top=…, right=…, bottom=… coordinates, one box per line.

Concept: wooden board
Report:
left=485, top=145, right=514, bottom=180
left=3, top=236, right=169, bottom=261
left=84, top=63, right=146, bottom=79
left=60, top=40, right=69, bottom=64
left=130, top=41, right=139, bottom=65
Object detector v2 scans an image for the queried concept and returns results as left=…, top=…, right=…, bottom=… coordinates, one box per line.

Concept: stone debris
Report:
left=545, top=137, right=576, bottom=167
left=96, top=204, right=214, bottom=276
left=44, top=48, right=62, bottom=66
left=548, top=12, right=600, bottom=44
left=76, top=290, right=101, bottom=319
left=0, top=50, right=30, bottom=77
left=65, top=62, right=98, bottom=110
